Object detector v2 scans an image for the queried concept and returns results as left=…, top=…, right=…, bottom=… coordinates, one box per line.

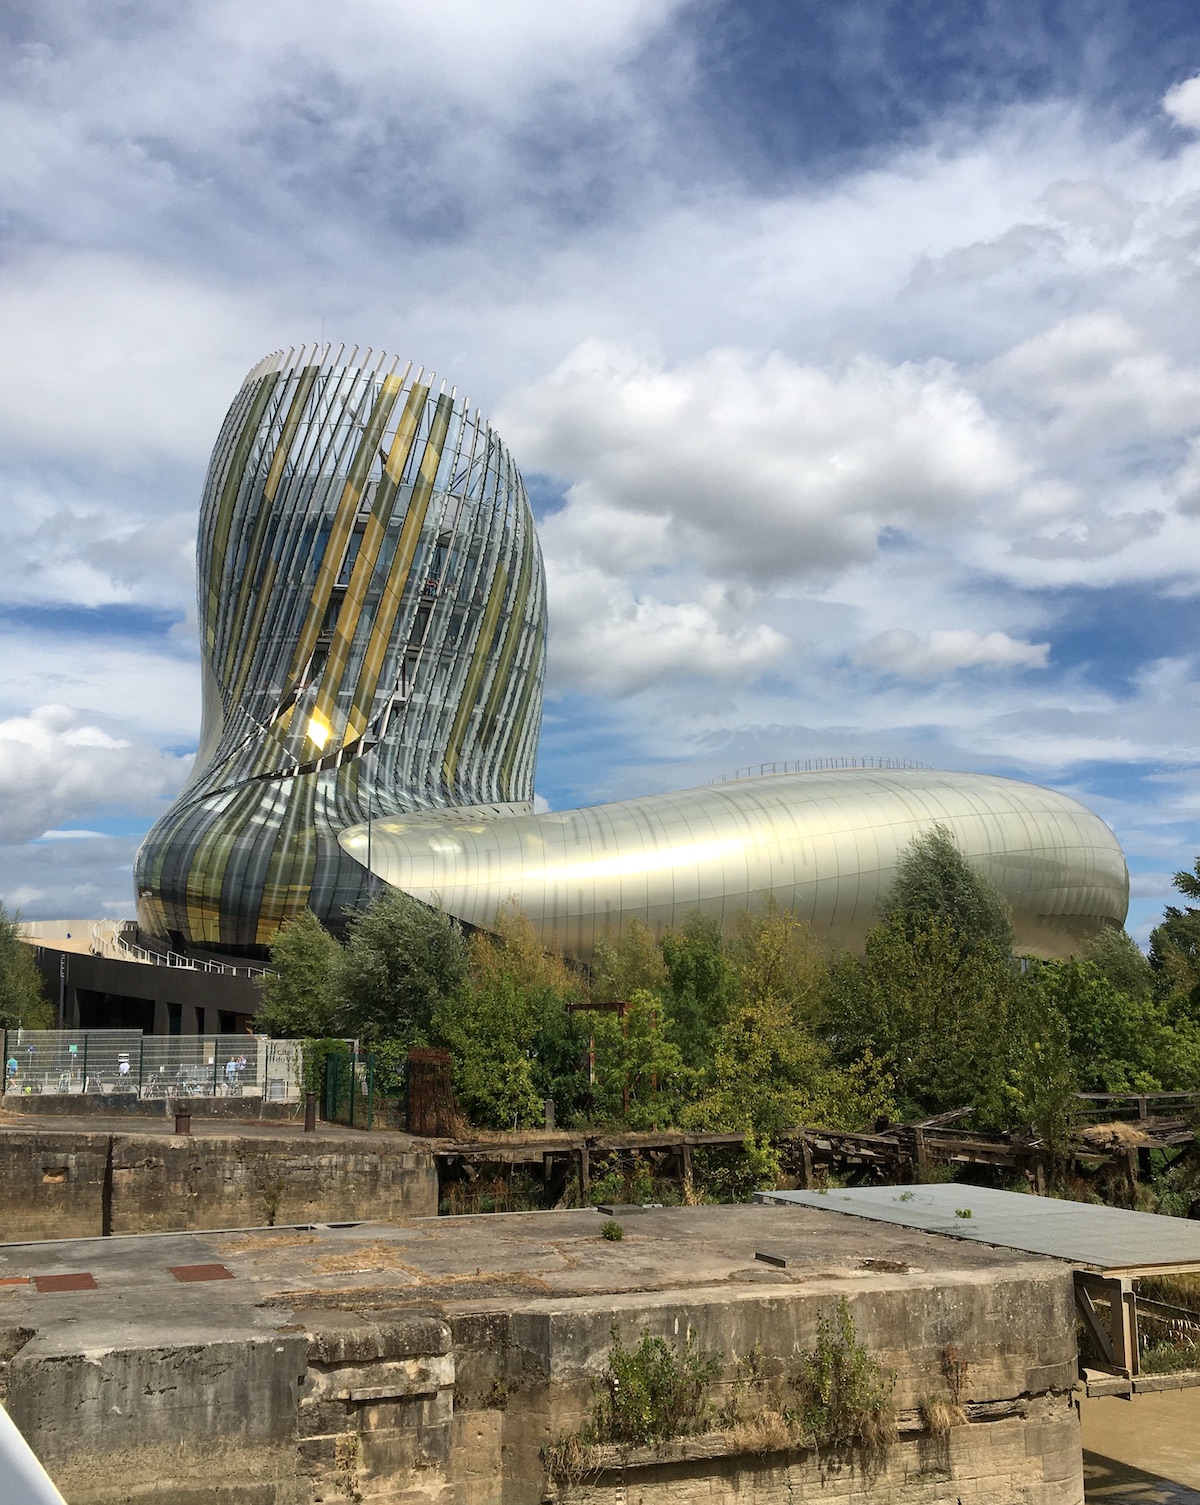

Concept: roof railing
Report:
left=90, top=921, right=270, bottom=978
left=710, top=756, right=932, bottom=785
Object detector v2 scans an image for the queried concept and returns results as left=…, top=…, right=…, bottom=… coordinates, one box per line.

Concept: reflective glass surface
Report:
left=136, top=348, right=545, bottom=947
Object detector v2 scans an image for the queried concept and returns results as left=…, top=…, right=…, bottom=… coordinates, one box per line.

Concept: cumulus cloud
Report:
left=854, top=628, right=1051, bottom=679
left=545, top=561, right=787, bottom=697
left=504, top=341, right=1021, bottom=583
left=988, top=312, right=1200, bottom=449
left=0, top=251, right=278, bottom=467
left=0, top=706, right=189, bottom=846
left=1163, top=73, right=1200, bottom=132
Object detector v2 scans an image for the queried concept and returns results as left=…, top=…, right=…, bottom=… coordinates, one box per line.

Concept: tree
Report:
left=591, top=989, right=689, bottom=1130
left=999, top=990, right=1078, bottom=1164
left=660, top=911, right=734, bottom=1068
left=591, top=918, right=667, bottom=1005
left=1081, top=927, right=1153, bottom=1002
left=434, top=904, right=588, bottom=1129
left=340, top=889, right=468, bottom=1044
left=684, top=902, right=887, bottom=1136
left=1150, top=859, right=1200, bottom=1005
left=823, top=916, right=1022, bottom=1120
left=1026, top=956, right=1160, bottom=1093
left=883, top=824, right=1013, bottom=955
left=255, top=910, right=345, bottom=1038
left=0, top=906, right=52, bottom=1029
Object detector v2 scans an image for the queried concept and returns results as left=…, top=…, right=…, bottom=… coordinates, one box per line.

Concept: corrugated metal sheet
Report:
left=756, top=1184, right=1200, bottom=1275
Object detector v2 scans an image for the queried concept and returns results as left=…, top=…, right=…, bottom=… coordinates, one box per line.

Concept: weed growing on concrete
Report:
left=721, top=1342, right=794, bottom=1454
left=542, top=1324, right=724, bottom=1479
left=596, top=1325, right=723, bottom=1446
left=792, top=1298, right=897, bottom=1453
left=542, top=1428, right=598, bottom=1484
left=600, top=1218, right=623, bottom=1241
left=333, top=1431, right=361, bottom=1500
left=1140, top=1339, right=1200, bottom=1374
left=954, top=1207, right=973, bottom=1218
left=918, top=1393, right=966, bottom=1435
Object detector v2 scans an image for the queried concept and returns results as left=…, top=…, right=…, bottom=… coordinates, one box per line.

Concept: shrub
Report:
left=595, top=1326, right=723, bottom=1448
left=793, top=1298, right=897, bottom=1453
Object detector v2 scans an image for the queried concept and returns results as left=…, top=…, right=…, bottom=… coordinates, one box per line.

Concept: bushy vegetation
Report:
left=254, top=826, right=1200, bottom=1207
left=0, top=903, right=52, bottom=1029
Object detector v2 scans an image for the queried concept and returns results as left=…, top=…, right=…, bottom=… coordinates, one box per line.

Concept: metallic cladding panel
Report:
left=759, top=1185, right=1200, bottom=1274
left=339, top=767, right=1129, bottom=961
left=135, top=349, right=546, bottom=948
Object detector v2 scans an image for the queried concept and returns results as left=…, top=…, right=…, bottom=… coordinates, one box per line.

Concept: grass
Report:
left=1140, top=1340, right=1200, bottom=1375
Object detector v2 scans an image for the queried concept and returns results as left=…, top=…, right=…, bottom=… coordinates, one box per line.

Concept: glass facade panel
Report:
left=135, top=349, right=545, bottom=949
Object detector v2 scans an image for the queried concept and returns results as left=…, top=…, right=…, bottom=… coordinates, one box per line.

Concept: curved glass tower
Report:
left=135, top=347, right=546, bottom=950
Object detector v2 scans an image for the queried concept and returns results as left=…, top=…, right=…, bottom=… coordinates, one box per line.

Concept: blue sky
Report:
left=1, top=0, right=1200, bottom=944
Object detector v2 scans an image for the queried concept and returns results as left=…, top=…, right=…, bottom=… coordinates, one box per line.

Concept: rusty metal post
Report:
left=174, top=1108, right=191, bottom=1135
left=304, top=1091, right=317, bottom=1132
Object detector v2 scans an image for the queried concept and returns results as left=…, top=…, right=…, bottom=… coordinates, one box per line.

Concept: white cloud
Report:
left=0, top=706, right=189, bottom=845
left=504, top=341, right=1021, bottom=584
left=545, top=561, right=787, bottom=697
left=987, top=311, right=1200, bottom=449
left=854, top=628, right=1051, bottom=679
left=0, top=251, right=278, bottom=467
left=1163, top=73, right=1200, bottom=132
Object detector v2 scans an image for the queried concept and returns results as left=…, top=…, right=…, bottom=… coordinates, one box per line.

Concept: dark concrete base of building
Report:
left=30, top=943, right=262, bottom=1033
left=0, top=1204, right=1085, bottom=1504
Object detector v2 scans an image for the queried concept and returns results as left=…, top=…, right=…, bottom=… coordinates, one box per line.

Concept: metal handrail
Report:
left=90, top=921, right=270, bottom=978
left=711, top=756, right=933, bottom=784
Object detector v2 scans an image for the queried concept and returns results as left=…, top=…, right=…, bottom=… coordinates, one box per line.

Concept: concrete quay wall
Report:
left=5, top=1253, right=1084, bottom=1504
left=0, top=1128, right=439, bottom=1238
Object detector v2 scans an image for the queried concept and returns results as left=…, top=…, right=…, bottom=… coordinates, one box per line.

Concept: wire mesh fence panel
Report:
left=3, top=1029, right=143, bottom=1096
left=2, top=1031, right=306, bottom=1102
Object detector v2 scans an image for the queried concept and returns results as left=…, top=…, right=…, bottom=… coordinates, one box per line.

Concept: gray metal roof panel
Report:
left=756, top=1184, right=1200, bottom=1274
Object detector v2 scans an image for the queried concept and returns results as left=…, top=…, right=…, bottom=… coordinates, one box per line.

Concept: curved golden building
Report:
left=339, top=766, right=1129, bottom=959
left=135, top=347, right=545, bottom=951
left=138, top=344, right=1128, bottom=961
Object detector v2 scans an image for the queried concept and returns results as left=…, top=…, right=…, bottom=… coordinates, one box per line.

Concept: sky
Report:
left=2, top=0, right=1200, bottom=945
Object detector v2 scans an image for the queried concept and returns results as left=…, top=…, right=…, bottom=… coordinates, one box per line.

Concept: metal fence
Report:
left=2, top=1030, right=304, bottom=1102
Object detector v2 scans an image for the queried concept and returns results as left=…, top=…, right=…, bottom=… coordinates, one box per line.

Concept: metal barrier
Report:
left=711, top=756, right=932, bottom=784
left=2, top=1030, right=303, bottom=1102
left=90, top=920, right=270, bottom=978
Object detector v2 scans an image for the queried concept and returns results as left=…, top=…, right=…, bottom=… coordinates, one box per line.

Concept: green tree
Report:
left=0, top=906, right=52, bottom=1029
left=999, top=990, right=1078, bottom=1163
left=1027, top=956, right=1160, bottom=1093
left=824, top=916, right=1022, bottom=1120
left=256, top=909, right=345, bottom=1038
left=591, top=918, right=667, bottom=1005
left=1081, top=927, right=1153, bottom=1002
left=591, top=989, right=688, bottom=1129
left=340, top=889, right=468, bottom=1045
left=685, top=902, right=886, bottom=1136
left=435, top=904, right=588, bottom=1129
left=883, top=823, right=1013, bottom=955
left=660, top=911, right=734, bottom=1069
left=1150, top=859, right=1200, bottom=1005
